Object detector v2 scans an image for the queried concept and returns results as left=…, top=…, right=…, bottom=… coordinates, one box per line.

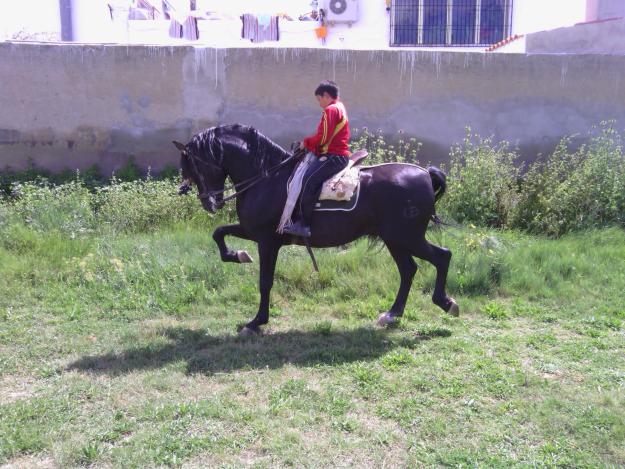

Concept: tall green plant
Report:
left=442, top=130, right=520, bottom=228
left=6, top=180, right=95, bottom=236
left=350, top=128, right=422, bottom=165
left=512, top=122, right=625, bottom=236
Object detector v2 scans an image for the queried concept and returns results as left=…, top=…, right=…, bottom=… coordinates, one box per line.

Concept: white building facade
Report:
left=2, top=0, right=621, bottom=51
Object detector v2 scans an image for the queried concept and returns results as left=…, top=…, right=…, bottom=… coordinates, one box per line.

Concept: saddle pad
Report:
left=315, top=179, right=361, bottom=212
left=319, top=165, right=360, bottom=201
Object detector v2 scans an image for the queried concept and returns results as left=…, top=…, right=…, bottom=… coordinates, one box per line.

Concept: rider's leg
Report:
left=289, top=155, right=348, bottom=236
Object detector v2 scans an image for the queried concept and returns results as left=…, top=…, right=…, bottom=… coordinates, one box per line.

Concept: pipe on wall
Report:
left=59, top=0, right=73, bottom=41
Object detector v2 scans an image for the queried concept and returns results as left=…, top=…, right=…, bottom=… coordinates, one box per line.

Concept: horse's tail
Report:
left=427, top=166, right=447, bottom=203
left=427, top=166, right=447, bottom=226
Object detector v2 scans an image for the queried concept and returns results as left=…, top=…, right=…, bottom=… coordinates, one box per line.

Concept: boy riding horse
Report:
left=283, top=80, right=351, bottom=238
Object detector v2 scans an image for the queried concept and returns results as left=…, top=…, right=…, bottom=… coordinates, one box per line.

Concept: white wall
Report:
left=195, top=0, right=311, bottom=18
left=64, top=0, right=593, bottom=50
left=71, top=0, right=126, bottom=43
left=320, top=0, right=390, bottom=49
left=512, top=0, right=587, bottom=36
left=0, top=0, right=61, bottom=41
left=71, top=0, right=319, bottom=45
left=118, top=0, right=391, bottom=49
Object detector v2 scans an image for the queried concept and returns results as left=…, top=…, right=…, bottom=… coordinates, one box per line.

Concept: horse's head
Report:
left=173, top=138, right=226, bottom=214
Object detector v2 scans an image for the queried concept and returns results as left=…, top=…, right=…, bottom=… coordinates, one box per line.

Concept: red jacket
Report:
left=303, top=100, right=351, bottom=157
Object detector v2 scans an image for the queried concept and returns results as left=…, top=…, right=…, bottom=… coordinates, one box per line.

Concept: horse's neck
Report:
left=226, top=148, right=296, bottom=221
left=225, top=147, right=292, bottom=185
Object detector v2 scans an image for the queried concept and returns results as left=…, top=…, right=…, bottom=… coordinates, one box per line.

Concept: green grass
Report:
left=1, top=217, right=624, bottom=467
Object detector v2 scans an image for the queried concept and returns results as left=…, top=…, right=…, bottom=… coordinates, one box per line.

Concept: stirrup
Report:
left=283, top=222, right=311, bottom=238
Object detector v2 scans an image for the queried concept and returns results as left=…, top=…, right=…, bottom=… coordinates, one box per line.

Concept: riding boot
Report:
left=283, top=220, right=311, bottom=238
left=285, top=178, right=317, bottom=238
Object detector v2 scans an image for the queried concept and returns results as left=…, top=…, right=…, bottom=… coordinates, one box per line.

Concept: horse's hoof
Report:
left=237, top=250, right=253, bottom=263
left=377, top=312, right=398, bottom=327
left=446, top=299, right=460, bottom=317
left=238, top=326, right=261, bottom=337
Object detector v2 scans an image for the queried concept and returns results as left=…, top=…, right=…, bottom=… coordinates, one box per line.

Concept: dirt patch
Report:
left=0, top=375, right=38, bottom=404
left=0, top=455, right=55, bottom=469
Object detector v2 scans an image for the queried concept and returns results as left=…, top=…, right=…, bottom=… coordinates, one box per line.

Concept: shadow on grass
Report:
left=66, top=326, right=452, bottom=376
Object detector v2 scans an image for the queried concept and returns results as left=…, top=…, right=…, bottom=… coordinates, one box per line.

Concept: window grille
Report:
left=390, top=0, right=513, bottom=47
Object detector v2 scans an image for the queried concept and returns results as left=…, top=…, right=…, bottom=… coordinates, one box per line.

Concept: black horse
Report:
left=174, top=124, right=458, bottom=334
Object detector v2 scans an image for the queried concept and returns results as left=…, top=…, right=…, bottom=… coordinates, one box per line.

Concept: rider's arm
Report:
left=303, top=106, right=340, bottom=155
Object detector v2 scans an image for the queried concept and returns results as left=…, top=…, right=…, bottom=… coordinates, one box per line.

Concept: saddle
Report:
left=318, top=150, right=367, bottom=202
left=277, top=150, right=368, bottom=233
left=348, top=150, right=369, bottom=166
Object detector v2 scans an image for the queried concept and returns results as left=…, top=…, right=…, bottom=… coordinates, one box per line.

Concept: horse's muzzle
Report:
left=178, top=181, right=192, bottom=196
left=209, top=199, right=224, bottom=213
left=204, top=195, right=223, bottom=214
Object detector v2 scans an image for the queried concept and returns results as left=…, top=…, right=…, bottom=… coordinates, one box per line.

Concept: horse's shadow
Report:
left=66, top=326, right=452, bottom=376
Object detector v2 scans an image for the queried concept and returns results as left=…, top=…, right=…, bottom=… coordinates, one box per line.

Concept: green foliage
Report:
left=442, top=130, right=521, bottom=227
left=1, top=122, right=624, bottom=238
left=6, top=180, right=96, bottom=237
left=512, top=123, right=625, bottom=236
left=0, top=178, right=210, bottom=238
left=113, top=156, right=142, bottom=182
left=0, top=157, right=178, bottom=197
left=0, top=161, right=105, bottom=196
left=443, top=122, right=625, bottom=236
left=94, top=178, right=202, bottom=233
left=157, top=164, right=181, bottom=180
left=80, top=164, right=106, bottom=189
left=483, top=302, right=509, bottom=320
left=351, top=128, right=422, bottom=165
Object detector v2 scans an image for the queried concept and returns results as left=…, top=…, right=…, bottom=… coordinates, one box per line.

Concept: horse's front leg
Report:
left=377, top=242, right=417, bottom=327
left=241, top=238, right=281, bottom=335
left=212, top=224, right=253, bottom=263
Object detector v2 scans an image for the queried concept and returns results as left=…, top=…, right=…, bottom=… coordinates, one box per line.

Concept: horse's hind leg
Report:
left=378, top=243, right=418, bottom=326
left=213, top=224, right=253, bottom=263
left=412, top=239, right=459, bottom=316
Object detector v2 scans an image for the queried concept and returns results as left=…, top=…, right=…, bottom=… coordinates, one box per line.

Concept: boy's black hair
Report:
left=314, top=80, right=339, bottom=99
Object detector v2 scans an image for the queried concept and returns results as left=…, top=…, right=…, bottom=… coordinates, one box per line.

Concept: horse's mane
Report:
left=189, top=124, right=291, bottom=171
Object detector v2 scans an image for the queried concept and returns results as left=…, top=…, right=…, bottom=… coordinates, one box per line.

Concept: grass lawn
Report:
left=1, top=222, right=624, bottom=468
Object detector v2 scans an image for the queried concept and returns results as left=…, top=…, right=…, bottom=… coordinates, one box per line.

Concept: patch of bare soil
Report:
left=0, top=374, right=38, bottom=404
left=0, top=455, right=55, bottom=469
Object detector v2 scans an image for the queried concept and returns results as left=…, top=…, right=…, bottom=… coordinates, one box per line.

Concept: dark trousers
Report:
left=299, top=155, right=349, bottom=225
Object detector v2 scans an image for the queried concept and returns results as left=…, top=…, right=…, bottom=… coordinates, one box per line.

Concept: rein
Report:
left=188, top=149, right=300, bottom=204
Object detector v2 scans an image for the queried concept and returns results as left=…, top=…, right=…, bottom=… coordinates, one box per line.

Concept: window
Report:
left=390, top=0, right=513, bottom=47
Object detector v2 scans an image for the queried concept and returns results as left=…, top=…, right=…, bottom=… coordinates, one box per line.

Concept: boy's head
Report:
left=314, top=80, right=339, bottom=108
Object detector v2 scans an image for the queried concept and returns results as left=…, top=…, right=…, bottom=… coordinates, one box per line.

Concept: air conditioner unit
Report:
left=323, top=0, right=359, bottom=23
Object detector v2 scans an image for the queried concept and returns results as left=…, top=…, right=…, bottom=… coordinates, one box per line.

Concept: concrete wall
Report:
left=587, top=0, right=625, bottom=21
left=526, top=18, right=625, bottom=55
left=1, top=43, right=625, bottom=173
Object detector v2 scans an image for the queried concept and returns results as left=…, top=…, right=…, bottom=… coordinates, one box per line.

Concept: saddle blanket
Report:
left=315, top=176, right=360, bottom=212
left=319, top=164, right=360, bottom=201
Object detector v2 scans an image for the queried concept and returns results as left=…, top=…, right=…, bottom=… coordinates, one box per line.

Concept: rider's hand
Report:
left=292, top=143, right=307, bottom=159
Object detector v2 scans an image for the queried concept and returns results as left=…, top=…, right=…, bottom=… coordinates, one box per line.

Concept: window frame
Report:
left=389, top=0, right=514, bottom=47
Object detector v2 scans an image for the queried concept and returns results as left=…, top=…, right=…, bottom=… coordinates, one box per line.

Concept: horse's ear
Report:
left=172, top=141, right=186, bottom=152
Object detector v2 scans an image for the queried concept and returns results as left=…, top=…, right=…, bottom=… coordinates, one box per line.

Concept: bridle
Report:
left=184, top=146, right=301, bottom=205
